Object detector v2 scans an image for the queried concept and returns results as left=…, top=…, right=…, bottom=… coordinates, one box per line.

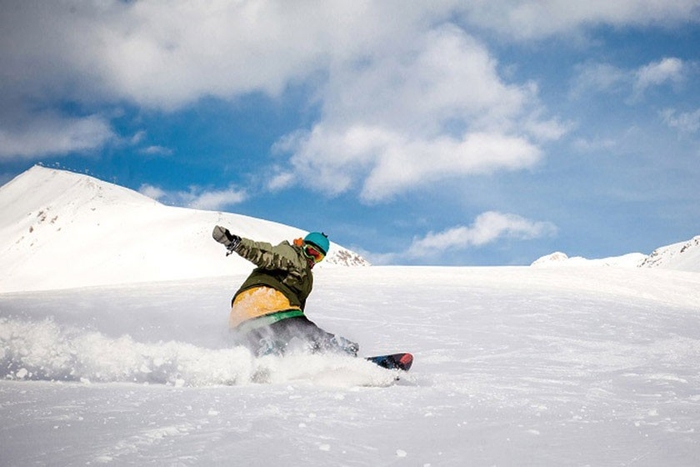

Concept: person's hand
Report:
left=212, top=225, right=241, bottom=251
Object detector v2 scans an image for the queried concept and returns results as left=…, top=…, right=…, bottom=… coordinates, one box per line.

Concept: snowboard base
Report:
left=366, top=353, right=413, bottom=371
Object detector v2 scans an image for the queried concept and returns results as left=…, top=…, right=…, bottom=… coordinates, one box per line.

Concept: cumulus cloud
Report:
left=275, top=125, right=543, bottom=201
left=139, top=184, right=246, bottom=211
left=273, top=25, right=559, bottom=201
left=2, top=0, right=697, bottom=191
left=0, top=1, right=447, bottom=111
left=407, top=211, right=558, bottom=258
left=0, top=1, right=449, bottom=162
left=0, top=113, right=114, bottom=159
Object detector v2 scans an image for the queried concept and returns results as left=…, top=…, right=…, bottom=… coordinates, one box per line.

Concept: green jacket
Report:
left=231, top=238, right=313, bottom=310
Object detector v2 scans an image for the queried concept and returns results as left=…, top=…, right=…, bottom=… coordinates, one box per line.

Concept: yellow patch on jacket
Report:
left=229, top=286, right=301, bottom=329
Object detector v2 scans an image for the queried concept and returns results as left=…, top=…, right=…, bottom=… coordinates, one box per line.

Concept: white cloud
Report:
left=0, top=1, right=449, bottom=111
left=572, top=57, right=689, bottom=101
left=0, top=1, right=452, bottom=161
left=139, top=184, right=246, bottom=211
left=188, top=188, right=247, bottom=211
left=660, top=108, right=700, bottom=133
left=633, top=57, right=686, bottom=97
left=572, top=137, right=618, bottom=152
left=139, top=146, right=173, bottom=157
left=0, top=113, right=114, bottom=159
left=2, top=0, right=697, bottom=186
left=407, top=211, right=558, bottom=258
left=570, top=62, right=629, bottom=97
left=130, top=131, right=147, bottom=145
left=138, top=184, right=167, bottom=201
left=278, top=126, right=545, bottom=202
left=5, top=1, right=696, bottom=113
left=274, top=26, right=559, bottom=201
left=266, top=171, right=296, bottom=192
left=457, top=0, right=700, bottom=40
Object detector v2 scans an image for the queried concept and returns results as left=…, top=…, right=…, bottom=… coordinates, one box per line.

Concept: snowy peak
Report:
left=0, top=166, right=369, bottom=292
left=0, top=166, right=157, bottom=227
left=532, top=236, right=700, bottom=272
left=530, top=251, right=570, bottom=266
left=639, top=236, right=700, bottom=271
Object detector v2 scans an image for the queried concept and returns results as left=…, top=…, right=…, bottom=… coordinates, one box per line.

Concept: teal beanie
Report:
left=304, top=232, right=330, bottom=255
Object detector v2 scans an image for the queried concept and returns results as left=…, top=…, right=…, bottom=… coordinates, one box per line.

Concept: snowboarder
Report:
left=212, top=225, right=359, bottom=357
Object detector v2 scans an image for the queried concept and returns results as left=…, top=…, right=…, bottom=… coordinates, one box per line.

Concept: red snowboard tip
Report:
left=398, top=353, right=413, bottom=371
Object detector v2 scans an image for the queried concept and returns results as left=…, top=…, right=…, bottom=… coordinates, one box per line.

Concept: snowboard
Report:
left=366, top=353, right=413, bottom=371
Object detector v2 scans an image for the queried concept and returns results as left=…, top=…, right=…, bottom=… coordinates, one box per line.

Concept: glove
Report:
left=212, top=225, right=241, bottom=252
left=330, top=335, right=359, bottom=356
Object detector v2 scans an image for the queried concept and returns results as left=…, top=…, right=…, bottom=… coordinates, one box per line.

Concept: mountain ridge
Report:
left=532, top=236, right=700, bottom=272
left=1, top=166, right=697, bottom=292
left=0, top=166, right=368, bottom=293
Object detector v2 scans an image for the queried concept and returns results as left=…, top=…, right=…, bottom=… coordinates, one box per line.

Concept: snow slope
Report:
left=639, top=236, right=700, bottom=272
left=2, top=267, right=700, bottom=466
left=0, top=166, right=367, bottom=293
left=531, top=251, right=647, bottom=268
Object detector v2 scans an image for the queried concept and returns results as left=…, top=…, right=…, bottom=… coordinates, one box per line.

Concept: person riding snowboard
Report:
left=212, top=225, right=359, bottom=357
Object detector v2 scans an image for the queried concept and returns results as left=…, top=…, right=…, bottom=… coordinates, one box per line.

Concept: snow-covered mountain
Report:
left=638, top=235, right=700, bottom=271
left=532, top=236, right=700, bottom=272
left=531, top=251, right=647, bottom=268
left=2, top=165, right=697, bottom=294
left=0, top=166, right=368, bottom=293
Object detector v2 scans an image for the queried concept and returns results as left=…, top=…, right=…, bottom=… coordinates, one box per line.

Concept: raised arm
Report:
left=212, top=225, right=307, bottom=274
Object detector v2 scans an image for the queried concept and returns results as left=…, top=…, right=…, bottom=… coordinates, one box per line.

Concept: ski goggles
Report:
left=303, top=243, right=325, bottom=263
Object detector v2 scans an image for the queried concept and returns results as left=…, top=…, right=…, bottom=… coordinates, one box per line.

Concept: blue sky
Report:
left=1, top=1, right=699, bottom=265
